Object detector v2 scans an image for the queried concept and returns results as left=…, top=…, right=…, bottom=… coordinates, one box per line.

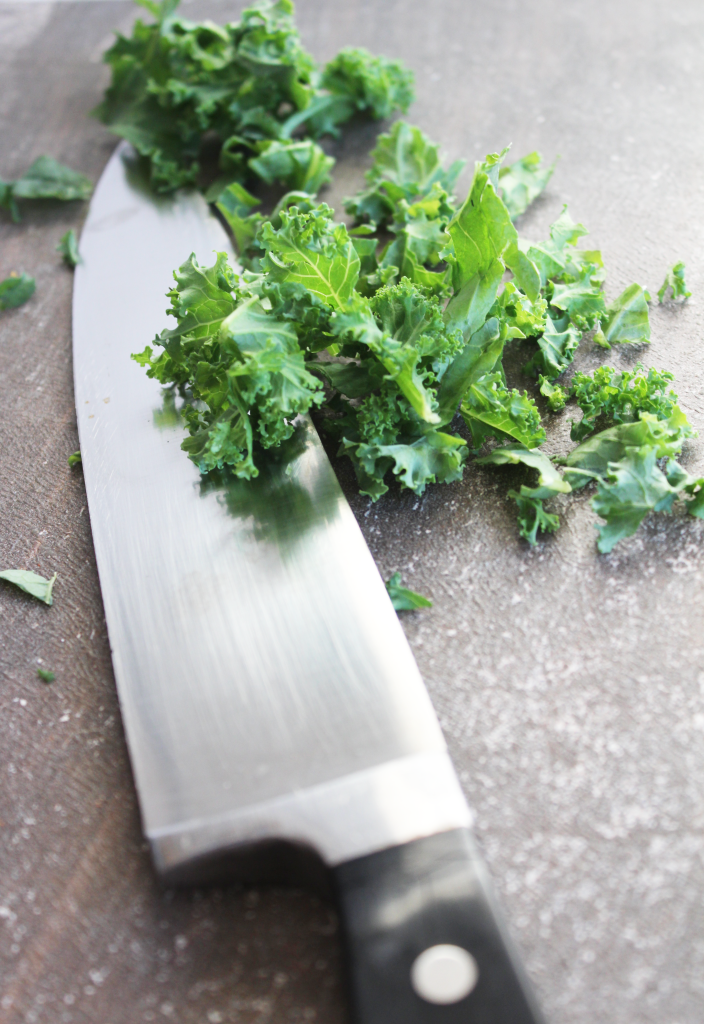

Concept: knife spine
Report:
left=149, top=750, right=472, bottom=879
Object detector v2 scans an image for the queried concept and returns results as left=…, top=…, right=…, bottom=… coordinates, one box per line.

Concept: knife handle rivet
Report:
left=410, top=944, right=479, bottom=1005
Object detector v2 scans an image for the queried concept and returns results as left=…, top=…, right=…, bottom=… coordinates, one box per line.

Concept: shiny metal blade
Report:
left=73, top=145, right=470, bottom=878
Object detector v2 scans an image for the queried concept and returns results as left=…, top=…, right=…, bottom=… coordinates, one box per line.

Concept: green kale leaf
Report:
left=321, top=48, right=414, bottom=120
left=0, top=273, right=35, bottom=311
left=0, top=569, right=57, bottom=605
left=57, top=229, right=82, bottom=268
left=37, top=668, right=56, bottom=683
left=594, top=283, right=650, bottom=348
left=260, top=205, right=360, bottom=307
left=477, top=443, right=569, bottom=545
left=569, top=363, right=679, bottom=442
left=658, top=261, right=691, bottom=303
left=344, top=121, right=464, bottom=228
left=1, top=156, right=92, bottom=220
left=538, top=376, right=567, bottom=411
left=523, top=312, right=580, bottom=379
left=385, top=571, right=432, bottom=611
left=591, top=446, right=679, bottom=553
left=562, top=407, right=694, bottom=489
left=68, top=451, right=82, bottom=467
left=498, top=151, right=556, bottom=220
left=460, top=373, right=546, bottom=449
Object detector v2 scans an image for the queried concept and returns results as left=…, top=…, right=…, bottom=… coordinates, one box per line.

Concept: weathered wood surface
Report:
left=1, top=2, right=704, bottom=1022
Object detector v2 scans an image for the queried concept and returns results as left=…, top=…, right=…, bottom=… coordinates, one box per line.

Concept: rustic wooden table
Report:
left=2, top=2, right=704, bottom=1022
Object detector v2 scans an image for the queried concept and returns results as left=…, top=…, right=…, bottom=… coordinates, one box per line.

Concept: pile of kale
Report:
left=115, top=0, right=700, bottom=553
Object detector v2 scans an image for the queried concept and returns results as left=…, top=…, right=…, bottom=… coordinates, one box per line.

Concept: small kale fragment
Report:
left=0, top=273, right=35, bottom=311
left=0, top=570, right=57, bottom=605
left=37, top=668, right=56, bottom=683
left=1, top=157, right=91, bottom=221
left=538, top=375, right=567, bottom=411
left=385, top=571, right=432, bottom=611
left=58, top=229, right=82, bottom=268
left=477, top=444, right=570, bottom=545
left=658, top=261, right=691, bottom=303
left=68, top=451, right=82, bottom=467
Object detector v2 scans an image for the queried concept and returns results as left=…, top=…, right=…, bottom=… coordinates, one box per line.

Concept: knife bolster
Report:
left=333, top=828, right=545, bottom=1024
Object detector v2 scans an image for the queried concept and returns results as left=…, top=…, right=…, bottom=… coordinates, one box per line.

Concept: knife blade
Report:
left=73, top=142, right=545, bottom=1023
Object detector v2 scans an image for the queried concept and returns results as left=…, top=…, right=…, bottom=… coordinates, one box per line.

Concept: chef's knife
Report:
left=73, top=143, right=545, bottom=1023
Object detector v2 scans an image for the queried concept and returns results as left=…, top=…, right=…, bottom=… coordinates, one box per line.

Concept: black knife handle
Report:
left=333, top=828, right=545, bottom=1024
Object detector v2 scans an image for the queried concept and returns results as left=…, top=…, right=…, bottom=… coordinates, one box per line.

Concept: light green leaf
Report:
left=498, top=151, right=557, bottom=220
left=538, top=376, right=567, bottom=412
left=260, top=205, right=360, bottom=309
left=68, top=451, right=82, bottom=467
left=658, top=261, right=691, bottom=302
left=599, top=283, right=651, bottom=346
left=523, top=312, right=580, bottom=379
left=460, top=372, right=546, bottom=449
left=0, top=569, right=57, bottom=605
left=436, top=317, right=503, bottom=425
left=477, top=444, right=571, bottom=498
left=248, top=140, right=335, bottom=195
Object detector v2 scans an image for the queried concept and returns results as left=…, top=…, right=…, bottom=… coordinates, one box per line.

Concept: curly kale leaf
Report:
left=133, top=250, right=323, bottom=476
left=215, top=181, right=264, bottom=263
left=385, top=572, right=432, bottom=611
left=331, top=293, right=440, bottom=424
left=591, top=447, right=681, bottom=553
left=538, top=376, right=567, bottom=412
left=344, top=121, right=464, bottom=228
left=0, top=273, right=35, bottom=311
left=569, top=364, right=679, bottom=442
left=523, top=312, right=580, bottom=379
left=343, top=430, right=467, bottom=500
left=260, top=205, right=360, bottom=307
left=460, top=373, right=546, bottom=449
left=594, top=283, right=650, bottom=348
left=550, top=264, right=606, bottom=330
left=96, top=0, right=410, bottom=194
left=562, top=408, right=694, bottom=489
left=248, top=139, right=334, bottom=194
left=522, top=206, right=590, bottom=286
left=477, top=444, right=569, bottom=546
left=321, top=47, right=414, bottom=120
left=658, top=261, right=691, bottom=303
left=498, top=151, right=557, bottom=220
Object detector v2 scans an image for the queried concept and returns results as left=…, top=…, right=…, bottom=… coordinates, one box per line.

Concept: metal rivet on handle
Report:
left=410, top=944, right=479, bottom=1005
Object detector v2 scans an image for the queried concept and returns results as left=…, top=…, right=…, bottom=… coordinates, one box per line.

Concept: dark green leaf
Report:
left=592, top=447, right=677, bottom=553
left=37, top=668, right=56, bottom=683
left=11, top=156, right=92, bottom=202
